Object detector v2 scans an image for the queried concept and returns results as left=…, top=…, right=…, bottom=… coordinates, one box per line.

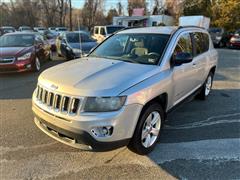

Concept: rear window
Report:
left=192, top=32, right=209, bottom=56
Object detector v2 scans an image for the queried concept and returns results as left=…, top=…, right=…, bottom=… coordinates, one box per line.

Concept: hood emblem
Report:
left=50, top=84, right=58, bottom=91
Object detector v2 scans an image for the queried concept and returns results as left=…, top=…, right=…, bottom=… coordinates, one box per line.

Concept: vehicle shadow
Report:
left=147, top=87, right=240, bottom=179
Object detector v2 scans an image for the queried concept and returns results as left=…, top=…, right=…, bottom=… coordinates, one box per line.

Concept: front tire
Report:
left=197, top=72, right=214, bottom=100
left=33, top=57, right=41, bottom=72
left=129, top=103, right=164, bottom=155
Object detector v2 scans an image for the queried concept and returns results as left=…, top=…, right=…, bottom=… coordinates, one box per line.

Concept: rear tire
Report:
left=128, top=103, right=164, bottom=155
left=197, top=72, right=214, bottom=100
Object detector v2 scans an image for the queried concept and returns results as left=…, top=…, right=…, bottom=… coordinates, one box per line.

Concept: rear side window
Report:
left=192, top=32, right=209, bottom=56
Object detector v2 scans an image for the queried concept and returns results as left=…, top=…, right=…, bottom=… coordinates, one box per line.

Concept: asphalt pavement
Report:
left=0, top=49, right=239, bottom=180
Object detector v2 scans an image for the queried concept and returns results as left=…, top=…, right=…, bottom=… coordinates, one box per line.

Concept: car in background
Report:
left=55, top=27, right=68, bottom=33
left=0, top=26, right=16, bottom=36
left=18, top=26, right=32, bottom=32
left=92, top=25, right=125, bottom=43
left=0, top=32, right=51, bottom=73
left=48, top=27, right=56, bottom=32
left=208, top=27, right=229, bottom=47
left=228, top=29, right=240, bottom=49
left=56, top=31, right=98, bottom=60
left=33, top=27, right=47, bottom=34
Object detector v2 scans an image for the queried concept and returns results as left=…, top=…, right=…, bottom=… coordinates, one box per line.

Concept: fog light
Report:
left=26, top=64, right=31, bottom=69
left=91, top=126, right=113, bottom=137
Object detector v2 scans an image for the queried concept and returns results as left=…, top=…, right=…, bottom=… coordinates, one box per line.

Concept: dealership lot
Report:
left=0, top=49, right=239, bottom=179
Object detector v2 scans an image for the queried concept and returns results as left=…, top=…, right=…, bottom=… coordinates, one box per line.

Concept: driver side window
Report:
left=173, top=33, right=193, bottom=59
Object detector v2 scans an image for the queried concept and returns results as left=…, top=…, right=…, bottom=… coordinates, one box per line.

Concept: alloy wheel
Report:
left=141, top=111, right=161, bottom=148
left=205, top=75, right=212, bottom=96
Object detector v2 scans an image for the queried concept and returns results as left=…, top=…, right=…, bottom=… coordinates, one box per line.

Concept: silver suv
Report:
left=32, top=26, right=218, bottom=154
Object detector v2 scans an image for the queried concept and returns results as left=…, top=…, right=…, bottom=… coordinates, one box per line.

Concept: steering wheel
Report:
left=148, top=52, right=160, bottom=57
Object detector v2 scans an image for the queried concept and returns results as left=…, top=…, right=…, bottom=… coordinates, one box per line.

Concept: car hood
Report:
left=39, top=57, right=159, bottom=96
left=0, top=46, right=33, bottom=57
left=69, top=42, right=98, bottom=53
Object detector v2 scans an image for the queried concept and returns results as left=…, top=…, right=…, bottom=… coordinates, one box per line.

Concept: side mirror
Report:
left=171, top=52, right=193, bottom=66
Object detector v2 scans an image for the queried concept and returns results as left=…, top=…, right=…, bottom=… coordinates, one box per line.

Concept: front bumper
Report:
left=32, top=101, right=143, bottom=150
left=229, top=41, right=240, bottom=48
left=0, top=60, right=32, bottom=73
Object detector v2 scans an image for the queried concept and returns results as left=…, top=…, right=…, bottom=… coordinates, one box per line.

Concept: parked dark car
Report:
left=228, top=29, right=240, bottom=49
left=57, top=32, right=98, bottom=60
left=0, top=32, right=51, bottom=73
left=0, top=26, right=16, bottom=36
left=208, top=27, right=230, bottom=47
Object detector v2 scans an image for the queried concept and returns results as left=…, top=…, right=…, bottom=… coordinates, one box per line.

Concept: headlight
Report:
left=72, top=48, right=82, bottom=54
left=17, top=52, right=31, bottom=61
left=83, top=96, right=126, bottom=112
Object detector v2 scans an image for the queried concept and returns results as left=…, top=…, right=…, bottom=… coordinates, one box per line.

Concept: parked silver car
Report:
left=32, top=26, right=218, bottom=154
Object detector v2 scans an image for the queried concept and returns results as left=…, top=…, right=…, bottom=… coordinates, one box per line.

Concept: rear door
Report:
left=191, top=32, right=209, bottom=87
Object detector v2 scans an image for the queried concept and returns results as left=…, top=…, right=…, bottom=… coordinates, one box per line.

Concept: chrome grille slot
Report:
left=38, top=87, right=43, bottom=100
left=35, top=85, right=82, bottom=116
left=44, top=90, right=48, bottom=104
left=48, top=92, right=54, bottom=107
left=54, top=94, right=62, bottom=110
left=62, top=96, right=70, bottom=113
left=69, top=98, right=80, bottom=114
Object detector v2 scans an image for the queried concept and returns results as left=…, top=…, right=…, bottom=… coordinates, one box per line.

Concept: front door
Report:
left=172, top=32, right=196, bottom=105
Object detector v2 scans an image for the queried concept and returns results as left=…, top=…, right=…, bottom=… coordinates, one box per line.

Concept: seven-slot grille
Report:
left=36, top=85, right=81, bottom=115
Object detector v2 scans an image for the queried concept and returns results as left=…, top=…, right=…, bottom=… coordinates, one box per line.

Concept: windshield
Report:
left=89, top=33, right=170, bottom=65
left=235, top=29, right=240, bottom=35
left=38, top=28, right=46, bottom=31
left=209, top=28, right=222, bottom=33
left=66, top=33, right=94, bottom=43
left=22, top=27, right=31, bottom=31
left=58, top=28, right=67, bottom=31
left=0, top=34, right=34, bottom=47
left=3, top=28, right=15, bottom=33
left=106, top=26, right=124, bottom=34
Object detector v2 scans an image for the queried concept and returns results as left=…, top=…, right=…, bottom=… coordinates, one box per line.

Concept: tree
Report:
left=211, top=0, right=240, bottom=31
left=183, top=0, right=212, bottom=17
left=69, top=0, right=72, bottom=30
left=116, top=1, right=123, bottom=16
left=81, top=0, right=104, bottom=30
left=165, top=0, right=184, bottom=20
left=106, top=8, right=118, bottom=24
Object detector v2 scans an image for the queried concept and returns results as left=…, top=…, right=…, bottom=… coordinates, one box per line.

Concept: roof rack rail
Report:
left=178, top=25, right=206, bottom=30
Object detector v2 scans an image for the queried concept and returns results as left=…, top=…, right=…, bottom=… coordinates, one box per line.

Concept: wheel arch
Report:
left=140, top=93, right=168, bottom=119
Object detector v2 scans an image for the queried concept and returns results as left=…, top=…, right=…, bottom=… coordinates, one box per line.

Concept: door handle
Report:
left=192, top=63, right=197, bottom=68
